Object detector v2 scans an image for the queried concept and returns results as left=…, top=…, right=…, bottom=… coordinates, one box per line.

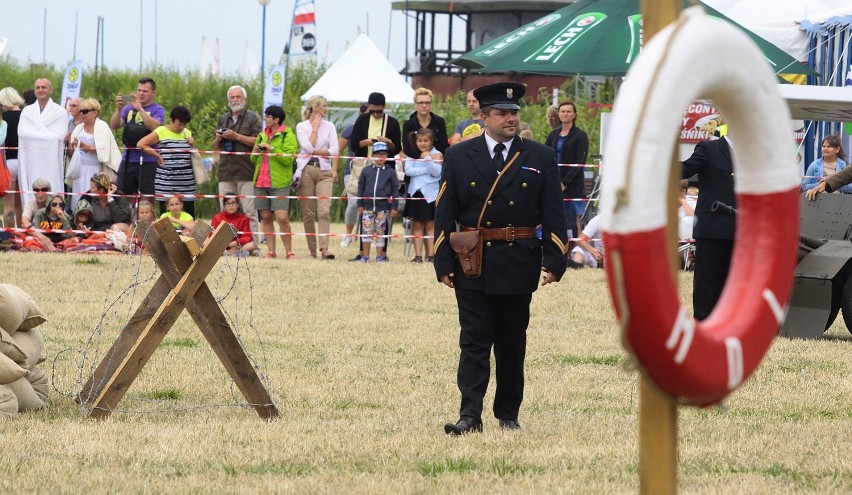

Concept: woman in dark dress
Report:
left=544, top=100, right=589, bottom=240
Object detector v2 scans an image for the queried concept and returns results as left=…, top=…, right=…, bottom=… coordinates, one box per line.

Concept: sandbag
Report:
left=0, top=284, right=26, bottom=333
left=7, top=376, right=44, bottom=412
left=1, top=284, right=48, bottom=331
left=0, top=327, right=27, bottom=363
left=0, top=351, right=27, bottom=385
left=10, top=328, right=44, bottom=370
left=26, top=366, right=49, bottom=404
left=0, top=384, right=17, bottom=418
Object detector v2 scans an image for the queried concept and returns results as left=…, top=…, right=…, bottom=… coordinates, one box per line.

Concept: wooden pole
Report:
left=639, top=1, right=682, bottom=494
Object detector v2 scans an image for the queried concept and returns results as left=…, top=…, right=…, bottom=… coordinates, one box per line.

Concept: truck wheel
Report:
left=826, top=300, right=840, bottom=331
left=839, top=276, right=852, bottom=335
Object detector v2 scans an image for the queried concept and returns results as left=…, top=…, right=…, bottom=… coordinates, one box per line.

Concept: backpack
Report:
left=122, top=110, right=151, bottom=147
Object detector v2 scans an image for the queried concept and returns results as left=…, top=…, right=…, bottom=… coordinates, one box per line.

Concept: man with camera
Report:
left=110, top=77, right=165, bottom=203
left=349, top=92, right=401, bottom=163
left=213, top=85, right=262, bottom=241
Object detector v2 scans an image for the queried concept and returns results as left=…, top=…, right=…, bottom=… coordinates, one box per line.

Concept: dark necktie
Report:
left=493, top=143, right=505, bottom=173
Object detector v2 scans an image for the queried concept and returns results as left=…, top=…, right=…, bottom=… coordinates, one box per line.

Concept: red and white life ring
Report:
left=600, top=8, right=800, bottom=407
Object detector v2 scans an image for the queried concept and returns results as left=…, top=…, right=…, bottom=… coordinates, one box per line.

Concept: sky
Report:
left=1, top=0, right=417, bottom=75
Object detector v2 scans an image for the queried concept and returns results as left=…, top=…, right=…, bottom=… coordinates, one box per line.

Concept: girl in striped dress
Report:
left=137, top=105, right=197, bottom=216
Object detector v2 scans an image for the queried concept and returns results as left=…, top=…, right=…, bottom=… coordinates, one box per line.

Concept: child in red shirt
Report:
left=212, top=194, right=258, bottom=256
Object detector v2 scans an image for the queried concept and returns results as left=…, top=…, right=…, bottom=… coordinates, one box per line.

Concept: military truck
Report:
left=713, top=193, right=852, bottom=339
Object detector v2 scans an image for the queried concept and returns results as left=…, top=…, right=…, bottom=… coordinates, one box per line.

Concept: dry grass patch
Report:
left=0, top=231, right=851, bottom=493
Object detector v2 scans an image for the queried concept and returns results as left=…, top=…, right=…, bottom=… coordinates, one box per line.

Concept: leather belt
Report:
left=461, top=226, right=537, bottom=241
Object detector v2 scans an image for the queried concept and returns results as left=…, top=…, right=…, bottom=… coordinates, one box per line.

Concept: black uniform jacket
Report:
left=433, top=135, right=569, bottom=295
left=681, top=137, right=736, bottom=240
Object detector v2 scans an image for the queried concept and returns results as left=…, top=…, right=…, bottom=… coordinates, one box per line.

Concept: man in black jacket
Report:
left=682, top=136, right=735, bottom=320
left=434, top=82, right=569, bottom=435
left=349, top=92, right=402, bottom=166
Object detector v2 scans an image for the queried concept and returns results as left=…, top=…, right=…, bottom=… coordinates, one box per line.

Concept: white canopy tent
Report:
left=300, top=34, right=413, bottom=104
left=704, top=0, right=851, bottom=62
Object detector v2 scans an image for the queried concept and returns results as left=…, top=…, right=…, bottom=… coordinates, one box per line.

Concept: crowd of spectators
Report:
left=0, top=76, right=606, bottom=259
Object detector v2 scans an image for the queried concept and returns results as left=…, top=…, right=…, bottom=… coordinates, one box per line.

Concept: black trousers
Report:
left=117, top=159, right=157, bottom=197
left=692, top=237, right=734, bottom=321
left=454, top=288, right=532, bottom=422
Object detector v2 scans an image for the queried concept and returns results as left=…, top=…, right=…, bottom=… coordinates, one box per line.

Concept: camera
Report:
left=217, top=128, right=235, bottom=151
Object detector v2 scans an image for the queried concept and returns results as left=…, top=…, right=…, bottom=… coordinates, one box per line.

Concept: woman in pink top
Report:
left=295, top=95, right=339, bottom=259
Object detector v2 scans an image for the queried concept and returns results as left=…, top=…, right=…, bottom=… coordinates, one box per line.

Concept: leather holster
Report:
left=449, top=229, right=483, bottom=278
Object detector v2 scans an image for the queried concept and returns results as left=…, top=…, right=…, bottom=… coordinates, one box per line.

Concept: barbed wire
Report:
left=44, top=222, right=279, bottom=417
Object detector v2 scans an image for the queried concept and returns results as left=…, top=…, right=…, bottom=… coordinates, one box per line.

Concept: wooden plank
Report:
left=640, top=2, right=681, bottom=494
left=179, top=236, right=201, bottom=257
left=147, top=222, right=279, bottom=419
left=79, top=220, right=171, bottom=404
left=87, top=221, right=235, bottom=419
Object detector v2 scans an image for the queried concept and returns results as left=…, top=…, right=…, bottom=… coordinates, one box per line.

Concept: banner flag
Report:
left=262, top=64, right=287, bottom=121
left=60, top=60, right=84, bottom=110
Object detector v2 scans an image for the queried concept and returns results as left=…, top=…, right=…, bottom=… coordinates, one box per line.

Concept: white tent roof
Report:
left=778, top=84, right=852, bottom=122
left=704, top=0, right=850, bottom=62
left=301, top=34, right=413, bottom=104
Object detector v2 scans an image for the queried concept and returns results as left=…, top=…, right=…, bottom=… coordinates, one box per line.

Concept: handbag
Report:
left=191, top=150, right=209, bottom=185
left=345, top=157, right=367, bottom=195
left=65, top=142, right=82, bottom=180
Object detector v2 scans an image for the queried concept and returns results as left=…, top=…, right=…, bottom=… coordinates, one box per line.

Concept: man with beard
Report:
left=213, top=86, right=262, bottom=242
left=110, top=77, right=166, bottom=203
left=435, top=82, right=569, bottom=435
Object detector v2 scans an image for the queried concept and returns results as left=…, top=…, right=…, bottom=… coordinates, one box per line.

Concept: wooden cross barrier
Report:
left=79, top=217, right=279, bottom=420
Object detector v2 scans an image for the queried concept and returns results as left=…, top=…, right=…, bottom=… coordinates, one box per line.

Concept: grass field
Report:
left=1, top=225, right=851, bottom=494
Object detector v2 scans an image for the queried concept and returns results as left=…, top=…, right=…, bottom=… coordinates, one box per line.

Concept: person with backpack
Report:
left=109, top=77, right=165, bottom=204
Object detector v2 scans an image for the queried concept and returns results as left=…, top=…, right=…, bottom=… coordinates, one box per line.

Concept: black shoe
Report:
left=411, top=256, right=423, bottom=263
left=424, top=256, right=434, bottom=263
left=444, top=416, right=483, bottom=435
left=498, top=419, right=521, bottom=431
left=566, top=258, right=584, bottom=270
left=349, top=255, right=364, bottom=262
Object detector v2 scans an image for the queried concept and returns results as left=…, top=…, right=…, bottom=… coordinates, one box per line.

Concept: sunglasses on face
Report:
left=370, top=109, right=384, bottom=115
left=51, top=202, right=65, bottom=208
left=224, top=200, right=238, bottom=205
left=34, top=187, right=50, bottom=192
left=80, top=109, right=94, bottom=114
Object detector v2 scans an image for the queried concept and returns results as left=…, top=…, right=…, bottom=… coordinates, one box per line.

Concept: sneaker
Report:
left=349, top=254, right=365, bottom=262
left=340, top=235, right=353, bottom=248
left=375, top=256, right=388, bottom=262
left=424, top=256, right=434, bottom=263
left=410, top=256, right=423, bottom=263
left=250, top=249, right=260, bottom=257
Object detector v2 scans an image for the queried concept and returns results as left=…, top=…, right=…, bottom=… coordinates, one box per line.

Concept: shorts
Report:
left=571, top=246, right=599, bottom=268
left=6, top=158, right=19, bottom=181
left=254, top=186, right=290, bottom=212
left=564, top=199, right=585, bottom=218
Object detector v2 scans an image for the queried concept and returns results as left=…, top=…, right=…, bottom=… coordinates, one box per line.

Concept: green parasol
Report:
left=454, top=0, right=818, bottom=77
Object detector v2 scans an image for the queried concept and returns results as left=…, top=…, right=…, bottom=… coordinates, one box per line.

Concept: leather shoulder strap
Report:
left=476, top=150, right=520, bottom=227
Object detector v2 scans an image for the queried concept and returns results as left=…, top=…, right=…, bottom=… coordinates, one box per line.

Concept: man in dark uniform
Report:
left=434, top=82, right=569, bottom=435
left=682, top=136, right=735, bottom=320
